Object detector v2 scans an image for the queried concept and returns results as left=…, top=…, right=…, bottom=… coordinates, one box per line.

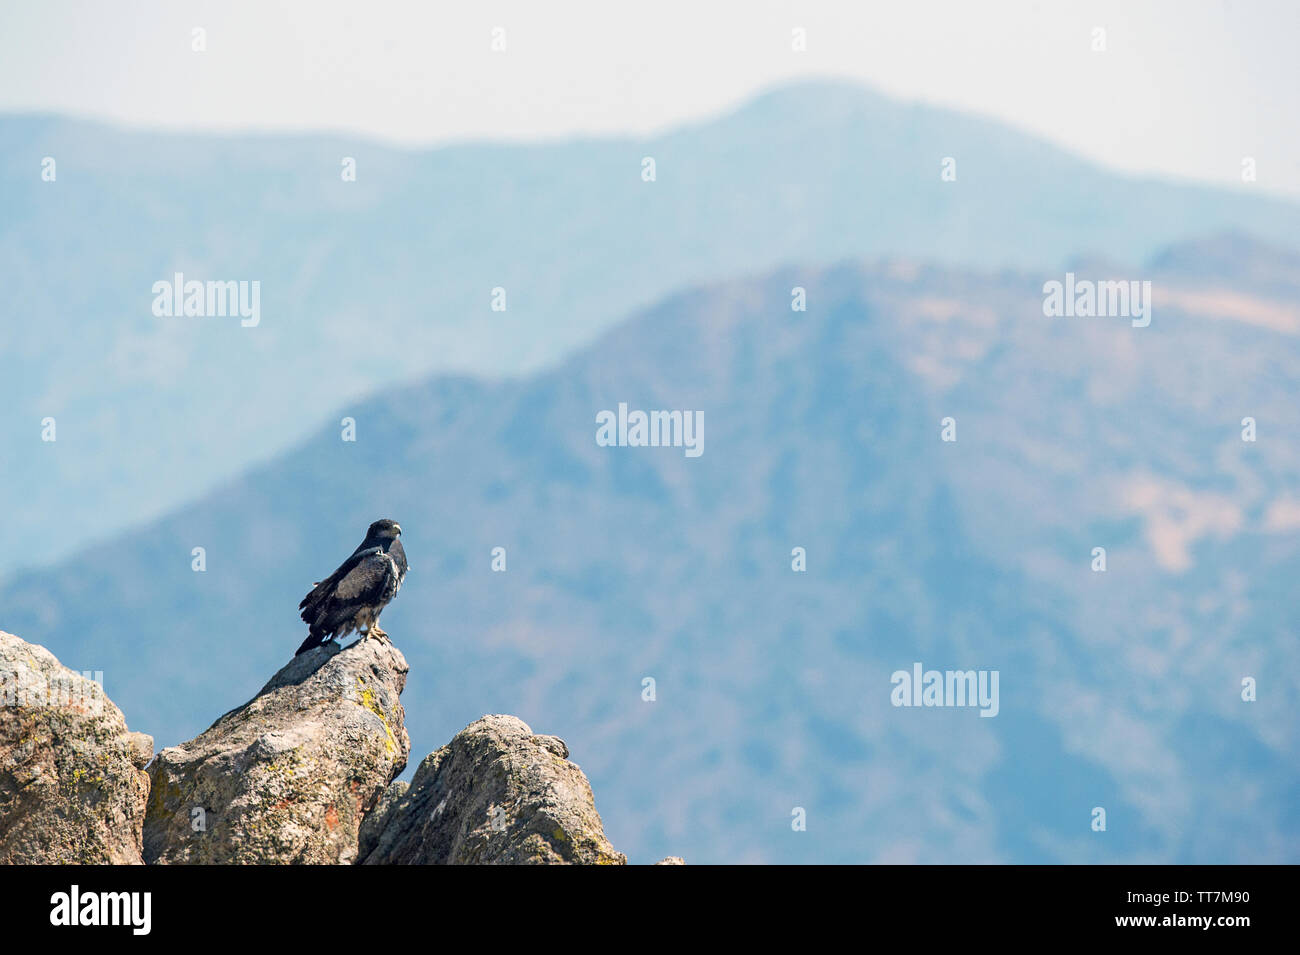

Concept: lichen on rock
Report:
left=143, top=638, right=410, bottom=864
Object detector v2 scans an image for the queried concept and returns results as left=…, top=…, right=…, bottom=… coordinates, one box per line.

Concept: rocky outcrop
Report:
left=0, top=631, right=153, bottom=864
left=143, top=639, right=410, bottom=864
left=3, top=631, right=657, bottom=865
left=359, top=714, right=626, bottom=865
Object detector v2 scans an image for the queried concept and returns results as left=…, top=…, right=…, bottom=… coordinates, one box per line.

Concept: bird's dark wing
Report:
left=331, top=552, right=396, bottom=604
left=298, top=546, right=379, bottom=618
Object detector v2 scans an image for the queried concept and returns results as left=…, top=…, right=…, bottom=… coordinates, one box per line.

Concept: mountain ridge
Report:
left=6, top=79, right=1300, bottom=573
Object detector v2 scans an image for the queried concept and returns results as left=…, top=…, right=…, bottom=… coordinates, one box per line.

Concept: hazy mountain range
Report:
left=3, top=231, right=1297, bottom=863
left=5, top=79, right=1300, bottom=574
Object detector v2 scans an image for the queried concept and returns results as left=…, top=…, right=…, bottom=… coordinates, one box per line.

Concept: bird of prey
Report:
left=295, top=519, right=408, bottom=656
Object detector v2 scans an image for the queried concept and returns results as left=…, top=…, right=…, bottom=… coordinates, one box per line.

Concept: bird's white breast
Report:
left=381, top=551, right=403, bottom=592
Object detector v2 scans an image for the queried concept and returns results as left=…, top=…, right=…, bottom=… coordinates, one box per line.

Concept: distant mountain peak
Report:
left=1148, top=231, right=1300, bottom=294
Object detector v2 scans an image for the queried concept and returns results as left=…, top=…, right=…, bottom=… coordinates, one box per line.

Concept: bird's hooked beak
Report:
left=394, top=524, right=402, bottom=537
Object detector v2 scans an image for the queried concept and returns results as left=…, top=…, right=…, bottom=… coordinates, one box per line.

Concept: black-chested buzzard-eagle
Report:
left=296, top=519, right=409, bottom=656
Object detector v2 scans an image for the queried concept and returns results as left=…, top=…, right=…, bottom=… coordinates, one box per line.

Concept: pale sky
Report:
left=2, top=0, right=1298, bottom=196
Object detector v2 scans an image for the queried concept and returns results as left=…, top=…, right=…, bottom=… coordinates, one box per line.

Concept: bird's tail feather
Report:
left=294, top=631, right=327, bottom=656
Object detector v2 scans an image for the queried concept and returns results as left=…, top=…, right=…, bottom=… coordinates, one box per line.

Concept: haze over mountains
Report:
left=5, top=80, right=1300, bottom=573
left=3, top=232, right=1297, bottom=864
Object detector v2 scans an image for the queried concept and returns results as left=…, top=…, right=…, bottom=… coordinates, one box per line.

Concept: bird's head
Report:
left=367, top=518, right=402, bottom=541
